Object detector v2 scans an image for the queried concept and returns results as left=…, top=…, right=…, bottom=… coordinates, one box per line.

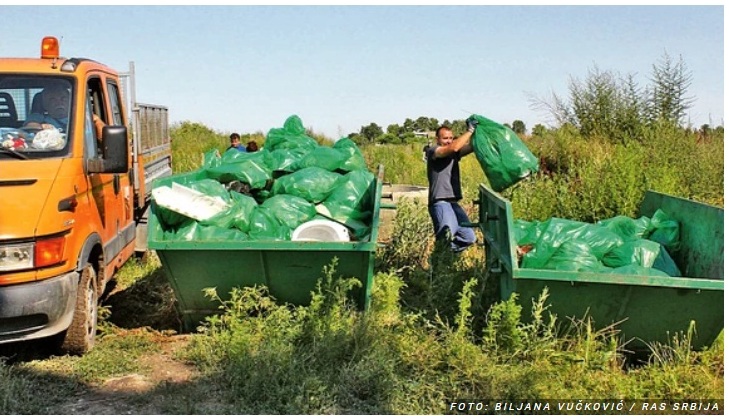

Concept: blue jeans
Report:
left=428, top=201, right=476, bottom=252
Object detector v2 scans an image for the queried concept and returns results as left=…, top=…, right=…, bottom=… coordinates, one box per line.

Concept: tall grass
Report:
left=139, top=120, right=729, bottom=412
left=501, top=124, right=724, bottom=222
left=170, top=121, right=266, bottom=173
left=179, top=256, right=723, bottom=414
left=0, top=119, right=721, bottom=415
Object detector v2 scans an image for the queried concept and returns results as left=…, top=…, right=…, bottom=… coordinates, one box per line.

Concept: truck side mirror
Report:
left=87, top=125, right=129, bottom=174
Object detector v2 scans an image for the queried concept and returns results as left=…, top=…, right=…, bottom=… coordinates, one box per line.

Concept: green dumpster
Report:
left=478, top=185, right=724, bottom=350
left=149, top=166, right=384, bottom=330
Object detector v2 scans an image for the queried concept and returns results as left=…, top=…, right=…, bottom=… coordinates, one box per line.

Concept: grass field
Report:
left=0, top=121, right=723, bottom=414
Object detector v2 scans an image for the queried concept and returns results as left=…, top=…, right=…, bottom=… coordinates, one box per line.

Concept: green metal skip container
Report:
left=478, top=185, right=724, bottom=350
left=148, top=166, right=384, bottom=330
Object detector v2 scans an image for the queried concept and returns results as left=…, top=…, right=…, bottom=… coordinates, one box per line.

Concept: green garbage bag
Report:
left=195, top=224, right=249, bottom=241
left=633, top=216, right=652, bottom=238
left=162, top=219, right=198, bottom=242
left=202, top=149, right=222, bottom=169
left=264, top=115, right=319, bottom=152
left=652, top=245, right=682, bottom=277
left=205, top=158, right=272, bottom=189
left=333, top=138, right=368, bottom=172
left=289, top=146, right=348, bottom=172
left=602, top=239, right=661, bottom=268
left=230, top=192, right=260, bottom=233
left=321, top=170, right=374, bottom=221
left=318, top=169, right=375, bottom=240
left=248, top=206, right=290, bottom=241
left=199, top=208, right=237, bottom=230
left=513, top=219, right=545, bottom=246
left=152, top=200, right=188, bottom=227
left=265, top=147, right=310, bottom=172
left=522, top=218, right=582, bottom=269
left=542, top=241, right=606, bottom=272
left=188, top=179, right=232, bottom=203
left=646, top=209, right=680, bottom=253
left=201, top=192, right=259, bottom=233
left=149, top=204, right=187, bottom=241
left=221, top=147, right=269, bottom=166
left=261, top=194, right=316, bottom=230
left=521, top=218, right=623, bottom=269
left=597, top=215, right=650, bottom=241
left=271, top=167, right=341, bottom=203
left=470, top=114, right=539, bottom=192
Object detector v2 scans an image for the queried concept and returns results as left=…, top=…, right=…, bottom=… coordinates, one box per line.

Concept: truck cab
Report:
left=0, top=37, right=171, bottom=354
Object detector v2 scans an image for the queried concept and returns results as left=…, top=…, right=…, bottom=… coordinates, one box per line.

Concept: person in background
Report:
left=423, top=117, right=479, bottom=252
left=24, top=83, right=71, bottom=132
left=228, top=133, right=246, bottom=152
left=246, top=140, right=259, bottom=152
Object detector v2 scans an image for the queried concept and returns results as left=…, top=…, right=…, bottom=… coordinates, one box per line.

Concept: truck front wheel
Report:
left=60, top=265, right=98, bottom=355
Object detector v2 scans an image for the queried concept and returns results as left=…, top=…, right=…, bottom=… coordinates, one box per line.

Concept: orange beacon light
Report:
left=41, top=36, right=60, bottom=59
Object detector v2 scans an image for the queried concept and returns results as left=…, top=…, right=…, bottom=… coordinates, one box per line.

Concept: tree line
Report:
left=347, top=116, right=535, bottom=146
left=347, top=53, right=723, bottom=146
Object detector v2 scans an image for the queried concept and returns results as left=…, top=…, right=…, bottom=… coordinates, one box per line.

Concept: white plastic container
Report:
left=151, top=183, right=230, bottom=221
left=292, top=219, right=351, bottom=242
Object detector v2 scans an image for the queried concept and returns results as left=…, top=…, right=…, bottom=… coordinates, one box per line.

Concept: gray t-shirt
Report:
left=425, top=146, right=463, bottom=205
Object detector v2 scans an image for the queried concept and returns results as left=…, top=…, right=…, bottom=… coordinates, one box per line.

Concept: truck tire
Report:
left=60, top=265, right=98, bottom=355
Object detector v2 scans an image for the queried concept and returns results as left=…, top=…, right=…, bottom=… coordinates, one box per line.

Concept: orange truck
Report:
left=0, top=37, right=171, bottom=354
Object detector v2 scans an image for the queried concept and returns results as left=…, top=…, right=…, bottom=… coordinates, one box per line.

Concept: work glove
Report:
left=466, top=117, right=479, bottom=133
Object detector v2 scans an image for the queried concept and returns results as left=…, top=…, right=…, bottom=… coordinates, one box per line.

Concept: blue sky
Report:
left=1, top=5, right=723, bottom=139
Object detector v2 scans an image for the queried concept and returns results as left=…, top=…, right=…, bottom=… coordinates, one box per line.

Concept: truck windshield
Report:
left=0, top=76, right=73, bottom=158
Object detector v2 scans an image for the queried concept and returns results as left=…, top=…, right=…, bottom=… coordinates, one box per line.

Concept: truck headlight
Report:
left=0, top=236, right=65, bottom=272
left=0, top=243, right=34, bottom=271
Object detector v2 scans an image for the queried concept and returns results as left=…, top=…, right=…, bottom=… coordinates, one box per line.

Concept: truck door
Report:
left=86, top=76, right=134, bottom=283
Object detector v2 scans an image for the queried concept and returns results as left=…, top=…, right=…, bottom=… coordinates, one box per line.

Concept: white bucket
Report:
left=292, top=219, right=350, bottom=242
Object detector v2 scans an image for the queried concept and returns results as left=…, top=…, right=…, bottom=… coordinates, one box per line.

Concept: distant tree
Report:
left=572, top=66, right=622, bottom=138
left=379, top=133, right=399, bottom=144
left=647, top=52, right=695, bottom=126
left=401, top=131, right=417, bottom=143
left=402, top=118, right=415, bottom=133
left=386, top=123, right=402, bottom=136
left=173, top=121, right=219, bottom=138
left=404, top=133, right=426, bottom=144
left=348, top=132, right=365, bottom=146
left=616, top=73, right=646, bottom=143
left=428, top=117, right=439, bottom=131
left=512, top=120, right=526, bottom=134
left=414, top=116, right=435, bottom=132
left=697, top=123, right=724, bottom=142
left=535, top=64, right=650, bottom=142
left=360, top=123, right=383, bottom=143
left=531, top=124, right=547, bottom=136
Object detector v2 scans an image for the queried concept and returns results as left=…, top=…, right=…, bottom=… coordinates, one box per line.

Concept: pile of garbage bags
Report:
left=150, top=115, right=375, bottom=242
left=515, top=209, right=682, bottom=277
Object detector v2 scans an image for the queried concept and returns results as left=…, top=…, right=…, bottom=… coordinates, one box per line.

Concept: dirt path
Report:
left=56, top=335, right=209, bottom=415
